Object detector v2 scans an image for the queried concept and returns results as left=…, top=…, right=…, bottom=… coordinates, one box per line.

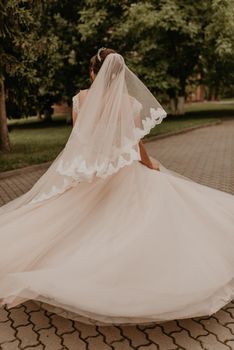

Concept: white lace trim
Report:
left=72, top=93, right=80, bottom=114
left=30, top=106, right=166, bottom=204
left=30, top=148, right=140, bottom=204
left=56, top=147, right=140, bottom=180
left=56, top=106, right=166, bottom=180
left=134, top=107, right=167, bottom=138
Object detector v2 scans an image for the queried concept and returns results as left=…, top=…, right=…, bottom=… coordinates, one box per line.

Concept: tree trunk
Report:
left=37, top=110, right=42, bottom=120
left=169, top=96, right=185, bottom=115
left=208, top=86, right=215, bottom=101
left=177, top=96, right=185, bottom=115
left=0, top=78, right=10, bottom=152
left=214, top=83, right=220, bottom=101
left=170, top=97, right=177, bottom=115
left=177, top=78, right=186, bottom=115
left=43, top=101, right=53, bottom=123
left=43, top=107, right=53, bottom=122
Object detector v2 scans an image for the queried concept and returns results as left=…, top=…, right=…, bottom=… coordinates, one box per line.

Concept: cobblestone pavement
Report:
left=0, top=119, right=234, bottom=349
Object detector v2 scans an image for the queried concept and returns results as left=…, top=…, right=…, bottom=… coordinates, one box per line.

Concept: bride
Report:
left=0, top=48, right=234, bottom=326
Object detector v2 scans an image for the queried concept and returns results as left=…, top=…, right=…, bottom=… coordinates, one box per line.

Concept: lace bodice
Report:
left=72, top=93, right=80, bottom=115
left=72, top=92, right=143, bottom=116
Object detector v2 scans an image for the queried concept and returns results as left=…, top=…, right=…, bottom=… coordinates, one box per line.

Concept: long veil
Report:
left=0, top=53, right=168, bottom=211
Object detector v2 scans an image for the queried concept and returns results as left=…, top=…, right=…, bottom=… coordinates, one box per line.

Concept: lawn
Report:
left=0, top=125, right=71, bottom=172
left=146, top=99, right=234, bottom=138
left=185, top=100, right=234, bottom=117
left=0, top=100, right=233, bottom=172
left=146, top=117, right=219, bottom=138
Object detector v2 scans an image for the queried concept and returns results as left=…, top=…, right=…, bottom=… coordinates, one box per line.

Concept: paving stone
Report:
left=111, top=338, right=134, bottom=349
left=171, top=329, right=203, bottom=349
left=138, top=344, right=158, bottom=350
left=225, top=322, right=234, bottom=335
left=74, top=320, right=99, bottom=339
left=198, top=333, right=230, bottom=350
left=0, top=307, right=9, bottom=323
left=146, top=120, right=234, bottom=195
left=145, top=326, right=177, bottom=349
left=177, top=319, right=208, bottom=338
left=119, top=325, right=150, bottom=347
left=38, top=326, right=62, bottom=349
left=86, top=334, right=113, bottom=349
left=29, top=310, right=51, bottom=331
left=225, top=305, right=234, bottom=318
left=226, top=340, right=234, bottom=349
left=161, top=320, right=182, bottom=335
left=0, top=340, right=20, bottom=350
left=16, top=324, right=39, bottom=348
left=97, top=325, right=123, bottom=343
left=50, top=314, right=74, bottom=335
left=0, top=321, right=16, bottom=343
left=20, top=346, right=44, bottom=350
left=199, top=318, right=234, bottom=343
left=137, top=323, right=158, bottom=331
left=24, top=301, right=42, bottom=313
left=9, top=306, right=29, bottom=328
left=62, top=331, right=87, bottom=350
left=213, top=309, right=234, bottom=325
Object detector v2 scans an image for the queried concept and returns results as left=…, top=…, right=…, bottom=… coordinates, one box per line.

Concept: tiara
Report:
left=97, top=47, right=106, bottom=62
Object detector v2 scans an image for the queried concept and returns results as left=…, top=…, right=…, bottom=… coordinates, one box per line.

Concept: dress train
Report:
left=0, top=159, right=234, bottom=325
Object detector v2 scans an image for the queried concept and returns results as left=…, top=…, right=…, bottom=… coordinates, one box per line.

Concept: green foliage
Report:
left=202, top=0, right=234, bottom=98
left=0, top=0, right=31, bottom=77
left=2, top=0, right=234, bottom=120
left=110, top=1, right=207, bottom=97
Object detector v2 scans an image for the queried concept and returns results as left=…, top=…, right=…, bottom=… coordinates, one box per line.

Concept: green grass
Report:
left=184, top=100, right=234, bottom=117
left=147, top=117, right=220, bottom=138
left=1, top=100, right=234, bottom=173
left=0, top=125, right=71, bottom=172
left=146, top=99, right=234, bottom=138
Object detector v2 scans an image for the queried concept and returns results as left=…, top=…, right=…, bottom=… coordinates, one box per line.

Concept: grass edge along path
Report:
left=144, top=118, right=221, bottom=142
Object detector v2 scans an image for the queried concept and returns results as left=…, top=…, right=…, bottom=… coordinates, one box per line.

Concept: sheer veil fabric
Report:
left=0, top=53, right=234, bottom=326
left=0, top=53, right=166, bottom=210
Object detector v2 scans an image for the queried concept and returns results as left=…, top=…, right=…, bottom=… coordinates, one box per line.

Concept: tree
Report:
left=202, top=0, right=234, bottom=100
left=78, top=0, right=234, bottom=113
left=6, top=0, right=90, bottom=122
left=111, top=0, right=209, bottom=114
left=28, top=1, right=68, bottom=121
left=76, top=0, right=205, bottom=114
left=2, top=0, right=233, bottom=137
left=0, top=0, right=39, bottom=151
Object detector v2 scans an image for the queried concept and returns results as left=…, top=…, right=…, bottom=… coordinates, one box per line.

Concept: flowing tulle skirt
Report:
left=0, top=161, right=234, bottom=325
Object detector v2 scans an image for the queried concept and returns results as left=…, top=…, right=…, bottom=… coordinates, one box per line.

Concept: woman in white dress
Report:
left=0, top=48, right=234, bottom=326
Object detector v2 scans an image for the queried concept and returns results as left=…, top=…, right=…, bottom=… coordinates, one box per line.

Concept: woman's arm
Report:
left=72, top=111, right=78, bottom=125
left=133, top=104, right=159, bottom=171
left=139, top=140, right=160, bottom=171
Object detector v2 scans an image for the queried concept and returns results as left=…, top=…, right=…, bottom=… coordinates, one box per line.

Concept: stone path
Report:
left=0, top=120, right=234, bottom=349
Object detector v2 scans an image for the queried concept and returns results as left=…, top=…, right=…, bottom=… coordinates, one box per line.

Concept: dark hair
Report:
left=90, top=48, right=116, bottom=76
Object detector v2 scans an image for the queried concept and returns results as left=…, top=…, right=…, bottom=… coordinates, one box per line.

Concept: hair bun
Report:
left=90, top=48, right=116, bottom=75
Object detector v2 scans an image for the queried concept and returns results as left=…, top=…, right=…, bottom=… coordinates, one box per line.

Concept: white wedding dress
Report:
left=0, top=53, right=234, bottom=326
